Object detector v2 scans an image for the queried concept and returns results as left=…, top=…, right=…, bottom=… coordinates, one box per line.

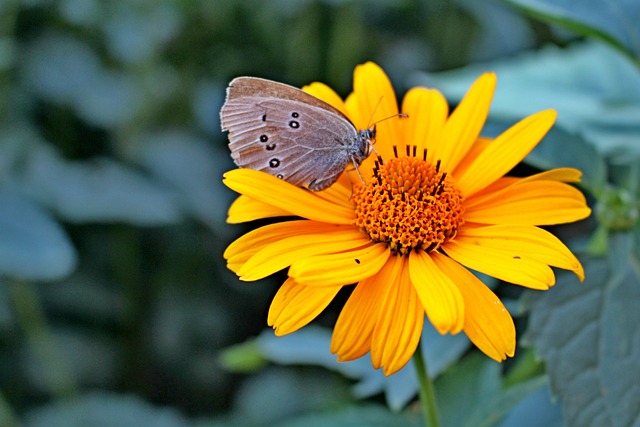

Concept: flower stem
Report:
left=413, top=341, right=441, bottom=427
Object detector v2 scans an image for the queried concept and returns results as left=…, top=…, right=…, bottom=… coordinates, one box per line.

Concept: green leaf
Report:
left=256, top=323, right=470, bottom=411
left=278, top=404, right=420, bottom=427
left=502, top=347, right=545, bottom=388
left=458, top=0, right=536, bottom=62
left=435, top=353, right=549, bottom=427
left=131, top=131, right=236, bottom=231
left=436, top=354, right=500, bottom=427
left=525, top=232, right=640, bottom=427
left=24, top=392, right=190, bottom=427
left=607, top=153, right=640, bottom=196
left=0, top=193, right=77, bottom=281
left=230, top=366, right=351, bottom=426
left=218, top=338, right=267, bottom=372
left=10, top=143, right=182, bottom=226
left=474, top=377, right=550, bottom=427
left=23, top=34, right=143, bottom=127
left=499, top=385, right=563, bottom=427
left=594, top=184, right=639, bottom=231
left=501, top=0, right=640, bottom=60
left=526, top=126, right=607, bottom=194
left=413, top=41, right=640, bottom=156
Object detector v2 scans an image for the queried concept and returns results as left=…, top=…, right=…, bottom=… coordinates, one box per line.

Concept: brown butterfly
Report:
left=220, top=77, right=375, bottom=191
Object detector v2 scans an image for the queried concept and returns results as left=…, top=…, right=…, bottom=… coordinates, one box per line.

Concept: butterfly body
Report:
left=220, top=77, right=375, bottom=191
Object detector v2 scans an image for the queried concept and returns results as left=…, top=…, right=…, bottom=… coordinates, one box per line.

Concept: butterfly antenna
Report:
left=366, top=96, right=408, bottom=129
left=366, top=97, right=384, bottom=128
left=372, top=112, right=408, bottom=126
left=361, top=97, right=408, bottom=169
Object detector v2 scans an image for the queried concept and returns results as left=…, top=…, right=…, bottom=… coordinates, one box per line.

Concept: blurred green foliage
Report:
left=1, top=0, right=639, bottom=426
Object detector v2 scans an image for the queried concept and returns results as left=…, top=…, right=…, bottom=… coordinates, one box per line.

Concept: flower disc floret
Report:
left=353, top=156, right=465, bottom=255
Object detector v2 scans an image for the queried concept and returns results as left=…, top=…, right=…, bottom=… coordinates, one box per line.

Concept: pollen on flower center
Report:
left=353, top=152, right=465, bottom=255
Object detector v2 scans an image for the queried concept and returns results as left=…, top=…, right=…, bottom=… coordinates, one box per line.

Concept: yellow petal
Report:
left=439, top=73, right=496, bottom=172
left=301, top=82, right=349, bottom=117
left=268, top=277, right=342, bottom=335
left=237, top=228, right=371, bottom=281
left=289, top=242, right=390, bottom=286
left=431, top=253, right=515, bottom=361
left=224, top=221, right=347, bottom=273
left=464, top=175, right=516, bottom=200
left=331, top=258, right=395, bottom=361
left=520, top=167, right=583, bottom=183
left=444, top=224, right=585, bottom=289
left=451, top=137, right=493, bottom=179
left=223, top=169, right=355, bottom=224
left=371, top=256, right=424, bottom=375
left=467, top=167, right=583, bottom=201
left=467, top=225, right=584, bottom=280
left=464, top=180, right=591, bottom=225
left=401, top=87, right=449, bottom=162
left=349, top=62, right=401, bottom=164
left=228, top=195, right=291, bottom=224
left=314, top=174, right=356, bottom=210
left=444, top=236, right=554, bottom=290
left=408, top=251, right=464, bottom=334
left=456, top=110, right=557, bottom=197
left=344, top=92, right=365, bottom=135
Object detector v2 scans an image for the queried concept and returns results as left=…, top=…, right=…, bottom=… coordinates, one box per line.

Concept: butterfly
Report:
left=220, top=77, right=375, bottom=191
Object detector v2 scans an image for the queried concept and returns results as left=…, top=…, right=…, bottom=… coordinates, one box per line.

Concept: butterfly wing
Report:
left=221, top=82, right=359, bottom=189
left=222, top=77, right=352, bottom=120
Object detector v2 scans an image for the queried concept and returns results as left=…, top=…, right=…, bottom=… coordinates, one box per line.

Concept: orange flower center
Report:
left=353, top=151, right=465, bottom=255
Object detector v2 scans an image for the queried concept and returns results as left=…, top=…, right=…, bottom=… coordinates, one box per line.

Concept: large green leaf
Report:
left=501, top=0, right=640, bottom=59
left=481, top=121, right=607, bottom=194
left=499, top=385, right=563, bottom=427
left=435, top=353, right=549, bottom=427
left=412, top=42, right=640, bottom=156
left=0, top=193, right=77, bottom=281
left=24, top=392, right=190, bottom=427
left=8, top=143, right=182, bottom=226
left=23, top=34, right=144, bottom=127
left=228, top=366, right=351, bottom=426
left=131, top=131, right=236, bottom=231
left=525, top=232, right=640, bottom=427
left=256, top=323, right=470, bottom=411
left=528, top=126, right=606, bottom=194
left=278, top=404, right=419, bottom=427
left=197, top=403, right=419, bottom=427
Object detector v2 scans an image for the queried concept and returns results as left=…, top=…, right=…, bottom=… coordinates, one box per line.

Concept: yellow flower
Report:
left=223, top=62, right=591, bottom=375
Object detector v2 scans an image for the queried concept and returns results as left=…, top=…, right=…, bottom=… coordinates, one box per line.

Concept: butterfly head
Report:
left=355, top=125, right=376, bottom=160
